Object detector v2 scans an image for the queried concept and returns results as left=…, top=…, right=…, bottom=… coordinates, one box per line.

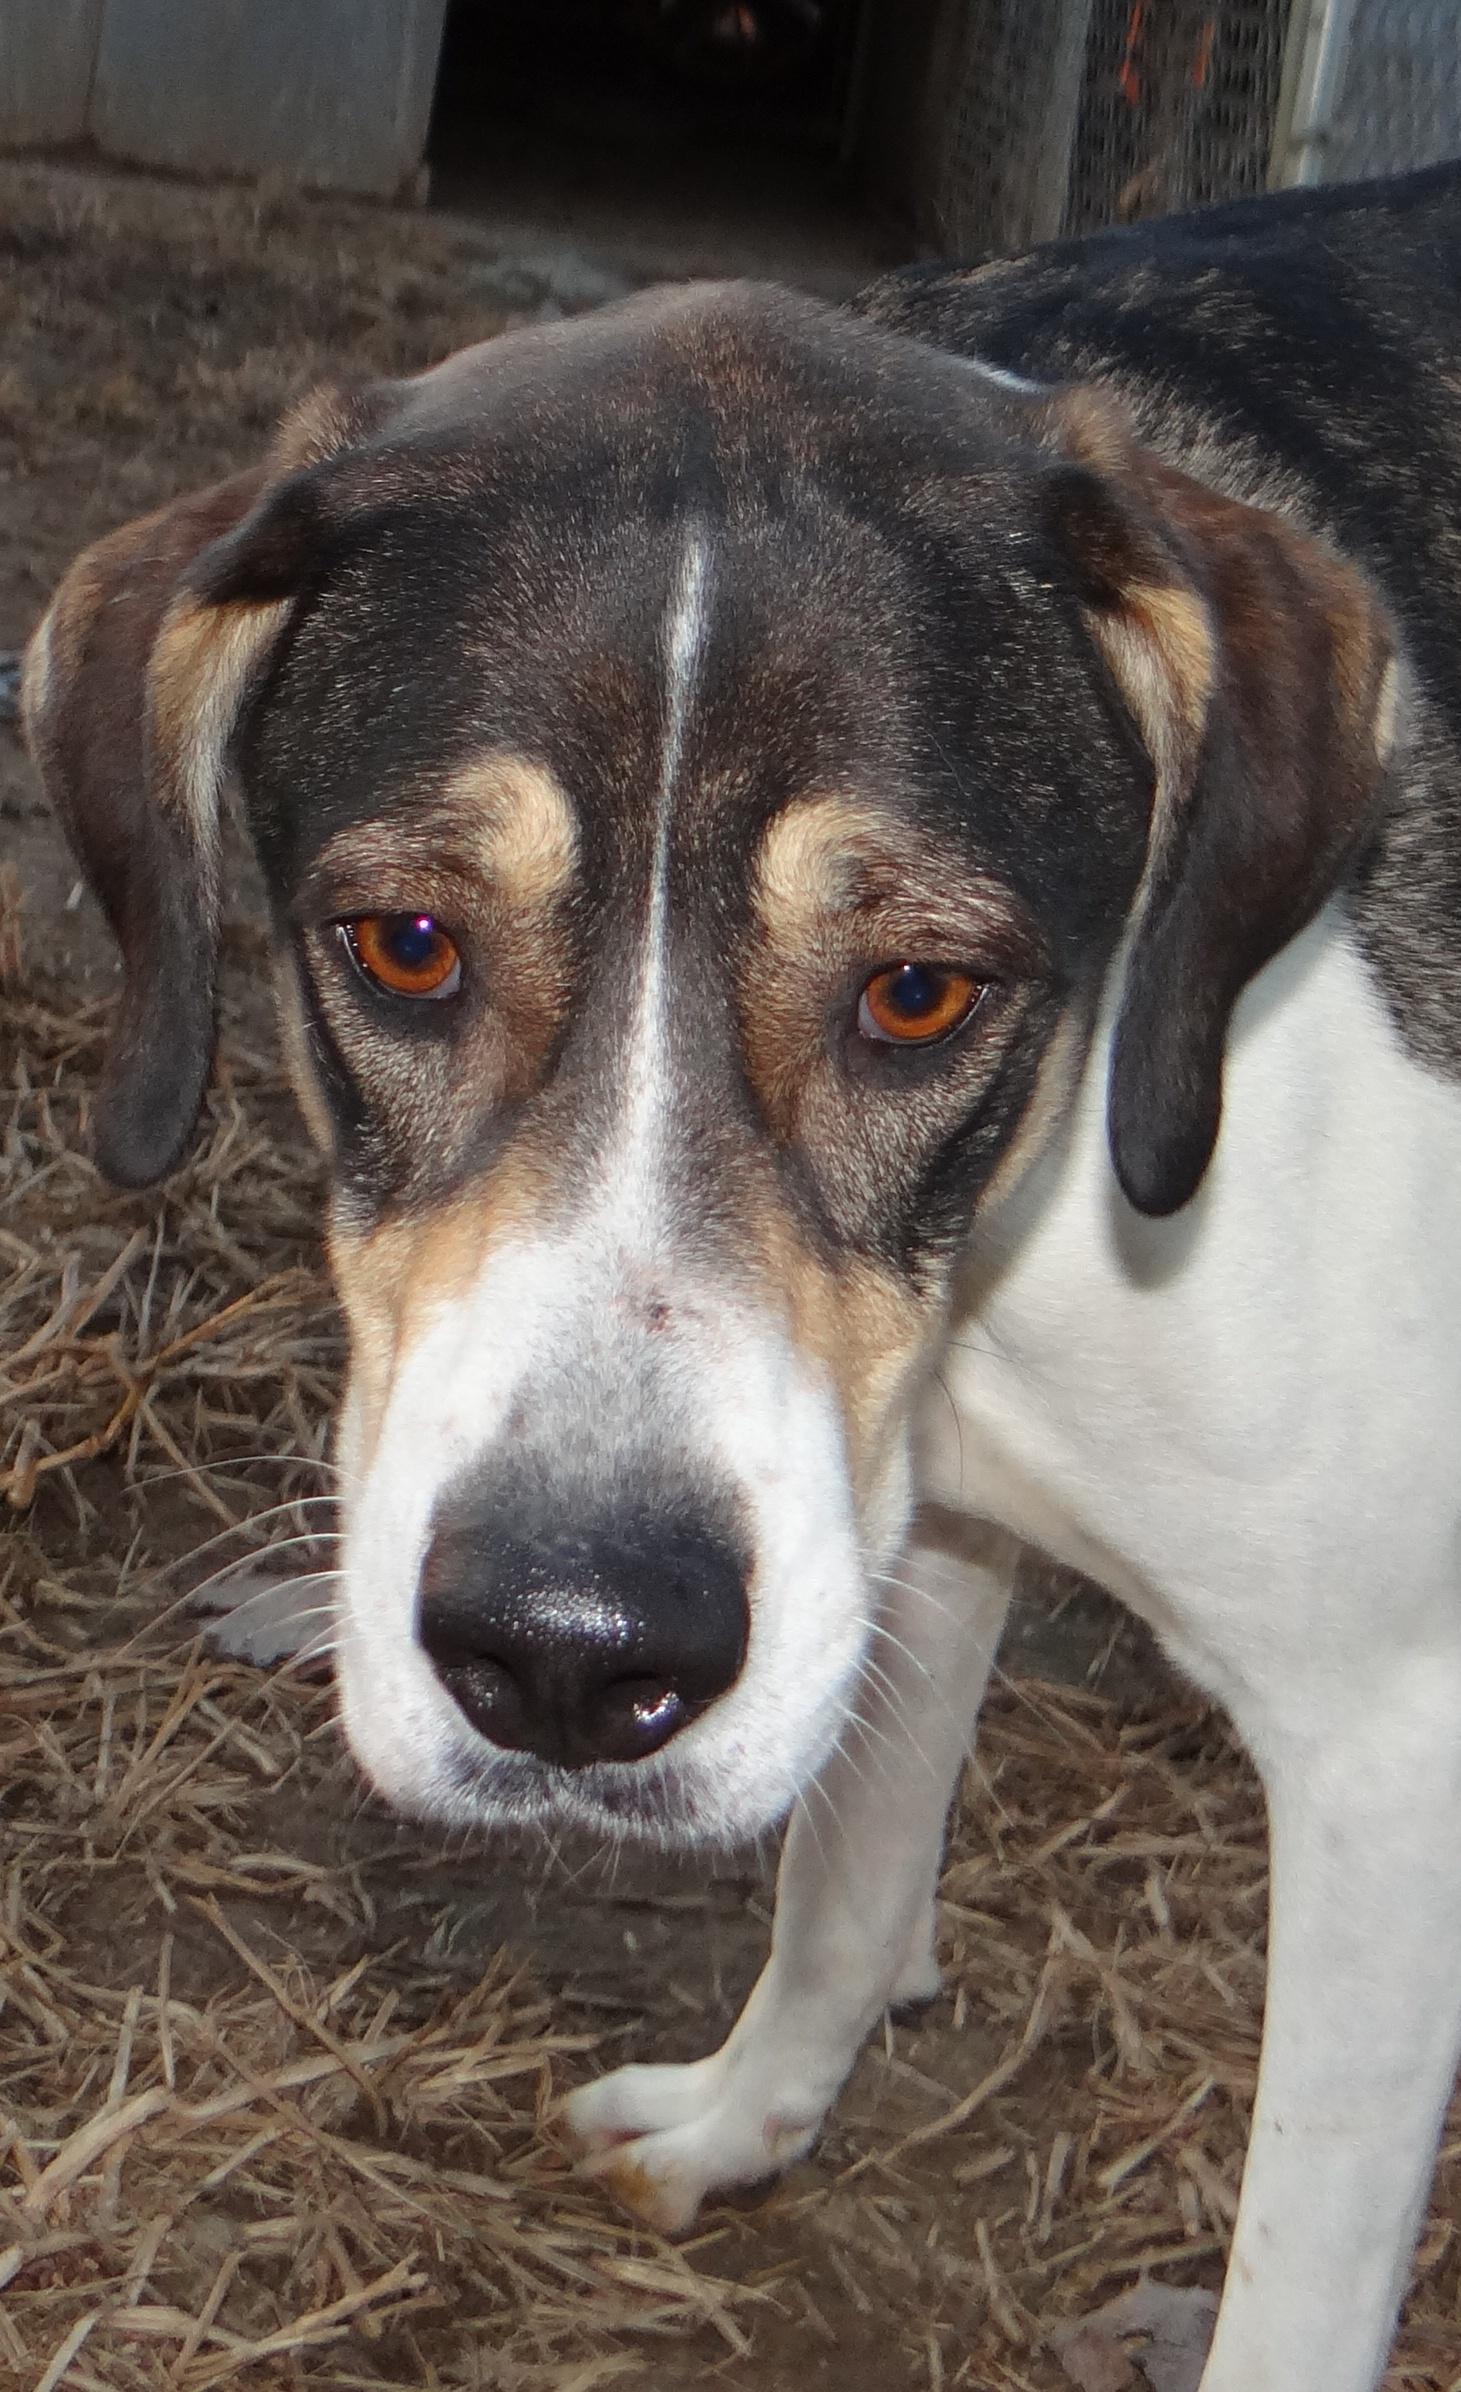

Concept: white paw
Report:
left=559, top=2054, right=825, bottom=2233
left=191, top=1560, right=335, bottom=1667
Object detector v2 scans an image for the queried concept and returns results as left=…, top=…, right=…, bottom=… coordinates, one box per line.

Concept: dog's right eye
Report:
left=857, top=962, right=984, bottom=1046
left=339, top=915, right=462, bottom=1001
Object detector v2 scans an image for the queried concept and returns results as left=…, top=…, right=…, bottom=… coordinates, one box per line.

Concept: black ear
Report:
left=1044, top=392, right=1395, bottom=1216
left=21, top=384, right=388, bottom=1186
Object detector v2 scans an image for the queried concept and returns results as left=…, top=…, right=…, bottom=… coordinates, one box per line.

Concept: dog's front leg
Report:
left=1198, top=1663, right=1461, bottom=2392
left=561, top=1527, right=1017, bottom=2230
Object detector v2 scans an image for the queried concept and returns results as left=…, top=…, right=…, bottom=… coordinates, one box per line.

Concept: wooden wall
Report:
left=0, top=0, right=449, bottom=201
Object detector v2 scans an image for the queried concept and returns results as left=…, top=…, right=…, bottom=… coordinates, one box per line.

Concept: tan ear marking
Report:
left=20, top=543, right=117, bottom=769
left=1373, top=657, right=1402, bottom=762
left=1053, top=395, right=1397, bottom=1216
left=1084, top=578, right=1215, bottom=803
left=148, top=591, right=291, bottom=841
left=1041, top=387, right=1219, bottom=798
left=18, top=455, right=299, bottom=1185
left=18, top=596, right=57, bottom=750
left=271, top=382, right=369, bottom=472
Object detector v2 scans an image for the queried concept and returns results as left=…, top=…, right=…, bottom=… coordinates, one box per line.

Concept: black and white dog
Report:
left=25, top=164, right=1461, bottom=2392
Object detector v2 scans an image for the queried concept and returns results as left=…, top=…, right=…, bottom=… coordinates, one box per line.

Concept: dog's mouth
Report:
left=428, top=1613, right=873, bottom=1846
left=435, top=1738, right=760, bottom=1848
left=355, top=1704, right=844, bottom=1852
left=334, top=1557, right=874, bottom=1853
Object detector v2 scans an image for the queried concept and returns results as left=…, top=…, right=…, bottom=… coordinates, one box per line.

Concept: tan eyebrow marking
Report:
left=438, top=753, right=579, bottom=912
left=754, top=791, right=1046, bottom=968
left=309, top=752, right=579, bottom=915
left=755, top=791, right=884, bottom=942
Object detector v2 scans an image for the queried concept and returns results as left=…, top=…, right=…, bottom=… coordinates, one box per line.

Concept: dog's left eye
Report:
left=339, top=914, right=462, bottom=1001
left=857, top=963, right=983, bottom=1045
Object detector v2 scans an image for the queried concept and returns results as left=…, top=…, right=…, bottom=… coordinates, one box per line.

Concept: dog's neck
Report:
left=922, top=900, right=1459, bottom=1708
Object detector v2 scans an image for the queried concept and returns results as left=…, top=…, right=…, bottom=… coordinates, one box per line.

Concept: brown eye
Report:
left=858, top=962, right=983, bottom=1045
left=341, top=914, right=462, bottom=1000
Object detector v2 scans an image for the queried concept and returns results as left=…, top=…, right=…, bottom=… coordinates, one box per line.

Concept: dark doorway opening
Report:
left=427, top=0, right=902, bottom=295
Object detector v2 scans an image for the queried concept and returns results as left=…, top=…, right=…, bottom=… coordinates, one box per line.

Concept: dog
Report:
left=23, top=161, right=1461, bottom=2392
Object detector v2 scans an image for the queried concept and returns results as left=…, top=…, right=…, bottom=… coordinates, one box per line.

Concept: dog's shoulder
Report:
left=858, top=166, right=1461, bottom=1090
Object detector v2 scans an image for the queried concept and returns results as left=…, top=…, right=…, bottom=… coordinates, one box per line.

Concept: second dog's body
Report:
left=24, top=165, right=1461, bottom=2391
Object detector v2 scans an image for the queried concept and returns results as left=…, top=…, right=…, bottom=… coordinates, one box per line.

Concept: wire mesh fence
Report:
left=923, top=0, right=1461, bottom=260
left=1066, top=0, right=1287, bottom=231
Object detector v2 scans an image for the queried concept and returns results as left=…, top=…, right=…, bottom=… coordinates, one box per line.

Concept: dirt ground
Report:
left=1, top=162, right=1458, bottom=2392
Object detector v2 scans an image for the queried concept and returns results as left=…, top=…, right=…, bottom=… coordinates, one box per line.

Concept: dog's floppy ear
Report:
left=1042, top=390, right=1395, bottom=1217
left=21, top=385, right=388, bottom=1187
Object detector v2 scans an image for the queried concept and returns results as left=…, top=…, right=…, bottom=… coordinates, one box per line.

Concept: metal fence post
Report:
left=1271, top=0, right=1360, bottom=185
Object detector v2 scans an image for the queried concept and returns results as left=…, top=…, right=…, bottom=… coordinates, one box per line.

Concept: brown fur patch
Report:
left=328, top=1148, right=557, bottom=1461
left=818, top=1256, right=930, bottom=1504
left=736, top=1188, right=931, bottom=1507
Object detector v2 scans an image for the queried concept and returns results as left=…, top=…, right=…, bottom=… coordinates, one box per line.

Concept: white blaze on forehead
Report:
left=967, top=355, right=1045, bottom=397
left=618, top=529, right=713, bottom=1187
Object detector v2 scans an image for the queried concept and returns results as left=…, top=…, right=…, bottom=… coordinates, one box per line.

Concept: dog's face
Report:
left=26, top=284, right=1393, bottom=1843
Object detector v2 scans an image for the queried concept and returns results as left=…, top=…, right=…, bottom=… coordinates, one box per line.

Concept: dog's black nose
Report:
left=418, top=1508, right=749, bottom=1769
